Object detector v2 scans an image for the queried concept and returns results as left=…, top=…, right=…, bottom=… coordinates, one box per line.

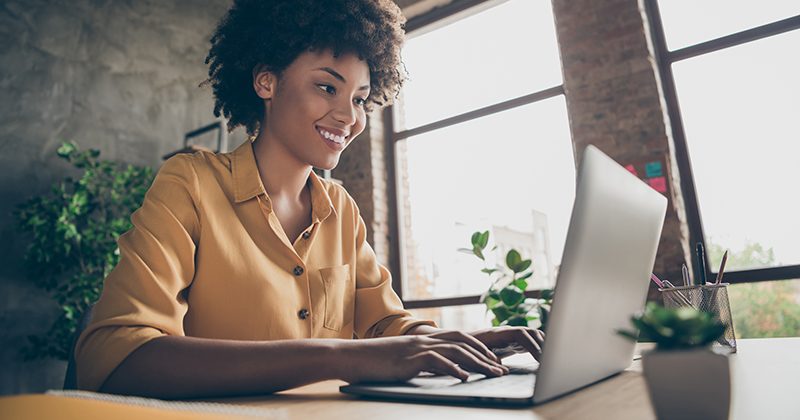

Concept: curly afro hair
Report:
left=203, top=0, right=407, bottom=135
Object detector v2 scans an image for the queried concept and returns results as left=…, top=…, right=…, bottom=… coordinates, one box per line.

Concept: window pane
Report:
left=657, top=0, right=800, bottom=50
left=408, top=304, right=491, bottom=331
left=672, top=30, right=800, bottom=270
left=398, top=96, right=574, bottom=300
left=727, top=279, right=800, bottom=338
left=396, top=0, right=562, bottom=130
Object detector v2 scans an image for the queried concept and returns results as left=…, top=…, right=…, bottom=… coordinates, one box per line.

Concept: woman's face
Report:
left=255, top=49, right=370, bottom=171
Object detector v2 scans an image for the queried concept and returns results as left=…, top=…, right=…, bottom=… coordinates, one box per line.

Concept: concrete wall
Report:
left=0, top=0, right=238, bottom=395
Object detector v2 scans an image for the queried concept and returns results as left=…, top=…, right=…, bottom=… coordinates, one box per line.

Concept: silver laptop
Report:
left=341, top=145, right=668, bottom=406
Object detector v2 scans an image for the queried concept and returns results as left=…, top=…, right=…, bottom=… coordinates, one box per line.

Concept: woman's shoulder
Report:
left=158, top=149, right=231, bottom=180
left=317, top=177, right=360, bottom=216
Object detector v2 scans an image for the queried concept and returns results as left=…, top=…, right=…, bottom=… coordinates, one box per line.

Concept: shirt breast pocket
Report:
left=319, top=264, right=352, bottom=331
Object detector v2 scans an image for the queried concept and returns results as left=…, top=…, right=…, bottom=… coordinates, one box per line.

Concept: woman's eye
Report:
left=317, top=84, right=336, bottom=95
left=354, top=97, right=367, bottom=107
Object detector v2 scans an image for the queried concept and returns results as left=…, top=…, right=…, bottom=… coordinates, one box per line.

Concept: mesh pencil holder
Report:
left=659, top=284, right=737, bottom=353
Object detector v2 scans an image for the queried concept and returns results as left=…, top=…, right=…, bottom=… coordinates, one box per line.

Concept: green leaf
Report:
left=506, top=249, right=521, bottom=271
left=481, top=268, right=498, bottom=275
left=506, top=316, right=529, bottom=327
left=491, top=307, right=512, bottom=323
left=471, top=232, right=481, bottom=248
left=541, top=289, right=555, bottom=300
left=484, top=296, right=502, bottom=309
left=57, top=141, right=76, bottom=158
left=514, top=259, right=532, bottom=273
left=478, top=231, right=489, bottom=248
left=517, top=272, right=533, bottom=281
left=472, top=246, right=485, bottom=261
left=499, top=287, right=525, bottom=307
left=513, top=278, right=528, bottom=290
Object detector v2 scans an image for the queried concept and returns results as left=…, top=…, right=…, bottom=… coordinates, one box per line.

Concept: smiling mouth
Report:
left=317, top=127, right=348, bottom=145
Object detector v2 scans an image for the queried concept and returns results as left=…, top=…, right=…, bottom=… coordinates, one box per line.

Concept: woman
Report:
left=75, top=0, right=545, bottom=399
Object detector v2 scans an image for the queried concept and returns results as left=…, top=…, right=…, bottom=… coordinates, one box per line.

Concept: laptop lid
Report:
left=339, top=145, right=666, bottom=406
left=532, top=145, right=667, bottom=403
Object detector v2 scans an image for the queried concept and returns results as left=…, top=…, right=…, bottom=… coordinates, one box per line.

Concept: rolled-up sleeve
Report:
left=349, top=198, right=436, bottom=339
left=75, top=155, right=201, bottom=391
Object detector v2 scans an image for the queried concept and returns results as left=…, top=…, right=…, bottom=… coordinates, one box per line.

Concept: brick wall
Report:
left=552, top=0, right=692, bottom=295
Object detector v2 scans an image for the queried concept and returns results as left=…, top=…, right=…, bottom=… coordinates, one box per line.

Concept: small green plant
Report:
left=462, top=230, right=553, bottom=329
left=617, top=303, right=726, bottom=350
left=14, top=141, right=154, bottom=360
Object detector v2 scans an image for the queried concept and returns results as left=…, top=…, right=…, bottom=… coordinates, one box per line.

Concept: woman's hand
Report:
left=338, top=334, right=509, bottom=384
left=470, top=327, right=546, bottom=360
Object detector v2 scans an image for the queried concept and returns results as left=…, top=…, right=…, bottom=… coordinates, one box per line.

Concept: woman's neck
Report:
left=251, top=132, right=312, bottom=201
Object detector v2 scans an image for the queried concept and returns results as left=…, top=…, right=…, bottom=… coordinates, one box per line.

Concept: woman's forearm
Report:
left=405, top=324, right=442, bottom=335
left=100, top=335, right=348, bottom=399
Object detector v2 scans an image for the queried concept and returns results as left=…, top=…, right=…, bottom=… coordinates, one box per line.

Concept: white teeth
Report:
left=319, top=129, right=346, bottom=144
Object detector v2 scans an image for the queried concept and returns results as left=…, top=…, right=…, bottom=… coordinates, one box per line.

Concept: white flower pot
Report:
left=642, top=348, right=731, bottom=420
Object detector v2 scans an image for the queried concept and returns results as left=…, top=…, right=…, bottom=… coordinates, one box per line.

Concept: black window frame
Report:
left=385, top=0, right=564, bottom=309
left=643, top=0, right=800, bottom=284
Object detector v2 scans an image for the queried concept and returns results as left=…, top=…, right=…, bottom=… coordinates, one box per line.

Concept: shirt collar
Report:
left=231, top=139, right=336, bottom=222
left=232, top=139, right=265, bottom=204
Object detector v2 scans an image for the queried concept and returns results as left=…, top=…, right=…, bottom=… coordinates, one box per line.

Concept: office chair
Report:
left=62, top=306, right=94, bottom=390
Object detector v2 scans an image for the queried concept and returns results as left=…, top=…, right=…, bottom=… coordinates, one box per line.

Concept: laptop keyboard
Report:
left=400, top=370, right=536, bottom=399
left=447, top=372, right=536, bottom=393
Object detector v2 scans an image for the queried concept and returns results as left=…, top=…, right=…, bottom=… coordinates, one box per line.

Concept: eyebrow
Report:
left=315, top=67, right=370, bottom=91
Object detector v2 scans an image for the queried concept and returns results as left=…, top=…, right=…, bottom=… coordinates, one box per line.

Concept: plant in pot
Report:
left=461, top=230, right=554, bottom=331
left=13, top=141, right=154, bottom=360
left=618, top=303, right=730, bottom=420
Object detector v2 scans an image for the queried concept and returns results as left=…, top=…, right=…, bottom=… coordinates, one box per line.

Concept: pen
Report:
left=650, top=273, right=664, bottom=288
left=681, top=263, right=690, bottom=287
left=662, top=279, right=692, bottom=306
left=696, top=242, right=708, bottom=286
left=715, top=250, right=729, bottom=285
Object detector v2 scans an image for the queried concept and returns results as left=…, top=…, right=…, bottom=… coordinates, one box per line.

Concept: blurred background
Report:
left=1, top=0, right=798, bottom=395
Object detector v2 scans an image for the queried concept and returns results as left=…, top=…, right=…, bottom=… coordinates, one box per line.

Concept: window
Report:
left=644, top=1, right=800, bottom=334
left=388, top=0, right=571, bottom=329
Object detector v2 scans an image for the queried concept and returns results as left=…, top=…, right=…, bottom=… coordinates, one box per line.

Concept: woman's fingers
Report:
left=533, top=329, right=545, bottom=347
left=426, top=335, right=507, bottom=372
left=511, top=328, right=543, bottom=360
left=410, top=351, right=470, bottom=382
left=429, top=330, right=499, bottom=363
left=431, top=344, right=506, bottom=377
left=451, top=341, right=509, bottom=373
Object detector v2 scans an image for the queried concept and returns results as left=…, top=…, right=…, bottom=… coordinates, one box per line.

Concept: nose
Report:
left=332, top=97, right=358, bottom=126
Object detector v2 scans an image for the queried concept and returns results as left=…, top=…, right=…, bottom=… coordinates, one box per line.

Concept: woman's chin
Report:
left=313, top=158, right=339, bottom=172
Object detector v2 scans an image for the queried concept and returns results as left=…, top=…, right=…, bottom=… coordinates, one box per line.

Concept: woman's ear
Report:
left=253, top=66, right=277, bottom=100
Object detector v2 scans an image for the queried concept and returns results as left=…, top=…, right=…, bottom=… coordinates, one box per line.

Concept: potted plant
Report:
left=461, top=230, right=553, bottom=330
left=618, top=303, right=730, bottom=420
left=13, top=141, right=154, bottom=360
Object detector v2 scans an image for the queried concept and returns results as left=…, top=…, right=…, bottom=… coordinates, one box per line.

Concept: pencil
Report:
left=715, top=250, right=729, bottom=285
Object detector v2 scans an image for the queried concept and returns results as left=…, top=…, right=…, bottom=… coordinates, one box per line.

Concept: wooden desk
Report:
left=220, top=338, right=799, bottom=420
left=1, top=338, right=797, bottom=419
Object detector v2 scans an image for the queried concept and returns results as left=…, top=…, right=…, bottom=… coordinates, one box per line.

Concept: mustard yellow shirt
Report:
left=75, top=139, right=434, bottom=391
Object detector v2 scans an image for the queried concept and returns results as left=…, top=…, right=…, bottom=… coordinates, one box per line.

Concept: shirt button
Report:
left=293, top=266, right=304, bottom=276
left=298, top=309, right=309, bottom=320
left=302, top=231, right=311, bottom=239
